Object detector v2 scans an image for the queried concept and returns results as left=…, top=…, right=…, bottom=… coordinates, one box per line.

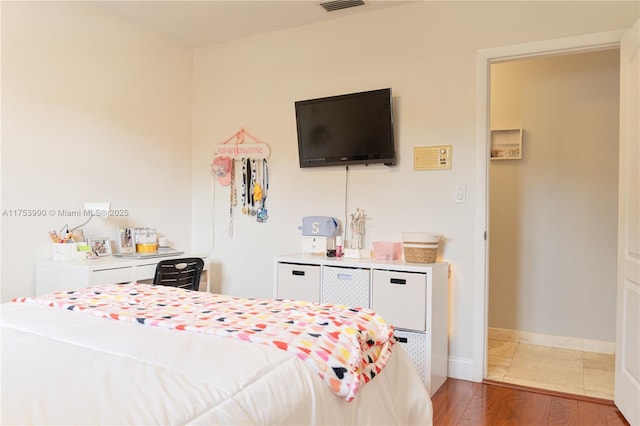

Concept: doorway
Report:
left=485, top=49, right=620, bottom=398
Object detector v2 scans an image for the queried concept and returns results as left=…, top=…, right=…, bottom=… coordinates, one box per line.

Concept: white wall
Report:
left=0, top=2, right=194, bottom=301
left=191, top=2, right=638, bottom=378
left=489, top=50, right=620, bottom=342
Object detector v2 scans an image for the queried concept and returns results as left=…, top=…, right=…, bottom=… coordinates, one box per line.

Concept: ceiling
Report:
left=95, top=1, right=412, bottom=47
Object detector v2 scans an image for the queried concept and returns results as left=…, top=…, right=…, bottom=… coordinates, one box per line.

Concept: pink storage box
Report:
left=372, top=241, right=403, bottom=260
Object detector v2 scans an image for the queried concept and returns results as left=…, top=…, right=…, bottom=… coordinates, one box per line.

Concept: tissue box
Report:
left=298, top=216, right=340, bottom=237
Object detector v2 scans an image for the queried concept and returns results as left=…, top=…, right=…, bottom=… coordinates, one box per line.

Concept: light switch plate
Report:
left=455, top=185, right=466, bottom=203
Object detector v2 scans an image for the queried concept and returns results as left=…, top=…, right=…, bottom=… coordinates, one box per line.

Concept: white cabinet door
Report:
left=321, top=266, right=369, bottom=308
left=394, top=330, right=429, bottom=391
left=277, top=263, right=321, bottom=303
left=615, top=19, right=640, bottom=426
left=372, top=270, right=427, bottom=331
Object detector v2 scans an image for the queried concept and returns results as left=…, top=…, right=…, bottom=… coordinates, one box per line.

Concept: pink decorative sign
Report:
left=216, top=128, right=271, bottom=159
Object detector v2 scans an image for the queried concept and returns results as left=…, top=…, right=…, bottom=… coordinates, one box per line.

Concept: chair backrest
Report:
left=153, top=257, right=204, bottom=291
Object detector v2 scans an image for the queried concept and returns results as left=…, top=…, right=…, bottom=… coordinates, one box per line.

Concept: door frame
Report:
left=472, top=29, right=626, bottom=382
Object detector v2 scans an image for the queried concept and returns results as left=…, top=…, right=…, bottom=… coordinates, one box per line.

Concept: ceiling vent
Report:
left=320, top=0, right=365, bottom=12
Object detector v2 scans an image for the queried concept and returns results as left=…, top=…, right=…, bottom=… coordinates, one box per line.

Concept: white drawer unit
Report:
left=321, top=266, right=370, bottom=308
left=372, top=269, right=427, bottom=331
left=135, top=263, right=162, bottom=281
left=91, top=266, right=134, bottom=285
left=276, top=262, right=321, bottom=303
left=274, top=254, right=449, bottom=395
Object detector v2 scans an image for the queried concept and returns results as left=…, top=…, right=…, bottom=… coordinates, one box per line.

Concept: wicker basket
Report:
left=402, top=232, right=441, bottom=264
left=403, top=244, right=438, bottom=263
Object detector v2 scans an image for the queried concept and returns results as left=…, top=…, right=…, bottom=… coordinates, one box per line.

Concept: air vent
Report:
left=320, top=0, right=365, bottom=12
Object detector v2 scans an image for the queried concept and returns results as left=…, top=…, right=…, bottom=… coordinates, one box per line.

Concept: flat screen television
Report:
left=294, top=88, right=396, bottom=168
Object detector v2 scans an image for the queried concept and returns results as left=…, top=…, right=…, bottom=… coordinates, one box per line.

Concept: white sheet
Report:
left=1, top=302, right=432, bottom=425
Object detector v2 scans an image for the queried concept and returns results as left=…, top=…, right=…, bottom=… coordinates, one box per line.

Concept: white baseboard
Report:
left=488, top=327, right=615, bottom=354
left=447, top=356, right=474, bottom=381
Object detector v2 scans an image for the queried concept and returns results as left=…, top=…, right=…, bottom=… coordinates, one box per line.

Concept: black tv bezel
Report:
left=294, top=88, right=396, bottom=168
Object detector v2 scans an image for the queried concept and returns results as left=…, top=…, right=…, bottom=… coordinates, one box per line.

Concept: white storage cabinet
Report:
left=273, top=254, right=449, bottom=395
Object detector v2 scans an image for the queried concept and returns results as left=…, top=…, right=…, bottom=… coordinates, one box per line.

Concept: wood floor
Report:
left=431, top=378, right=629, bottom=426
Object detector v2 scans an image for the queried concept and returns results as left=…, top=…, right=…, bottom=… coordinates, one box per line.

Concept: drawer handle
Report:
left=390, top=278, right=407, bottom=285
left=292, top=270, right=305, bottom=276
left=337, top=273, right=352, bottom=281
left=394, top=336, right=408, bottom=343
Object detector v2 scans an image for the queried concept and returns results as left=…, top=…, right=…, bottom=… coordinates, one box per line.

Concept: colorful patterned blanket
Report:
left=12, top=283, right=395, bottom=401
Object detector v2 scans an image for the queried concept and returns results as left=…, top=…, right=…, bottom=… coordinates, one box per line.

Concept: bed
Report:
left=1, top=283, right=432, bottom=425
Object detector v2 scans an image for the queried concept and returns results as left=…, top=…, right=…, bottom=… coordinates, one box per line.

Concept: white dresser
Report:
left=273, top=254, right=449, bottom=395
left=35, top=254, right=209, bottom=296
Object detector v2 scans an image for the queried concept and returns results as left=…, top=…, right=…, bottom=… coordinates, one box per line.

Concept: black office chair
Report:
left=153, top=257, right=204, bottom=291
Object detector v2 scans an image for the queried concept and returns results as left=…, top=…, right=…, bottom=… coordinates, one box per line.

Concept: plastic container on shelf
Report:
left=135, top=228, right=158, bottom=253
left=372, top=241, right=403, bottom=260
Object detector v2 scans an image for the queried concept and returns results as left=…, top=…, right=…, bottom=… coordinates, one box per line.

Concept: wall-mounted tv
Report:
left=294, top=88, right=396, bottom=168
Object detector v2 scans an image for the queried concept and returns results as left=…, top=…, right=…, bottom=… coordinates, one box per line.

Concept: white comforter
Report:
left=1, top=302, right=432, bottom=425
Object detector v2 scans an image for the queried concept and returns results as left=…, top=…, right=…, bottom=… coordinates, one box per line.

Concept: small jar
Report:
left=336, top=236, right=343, bottom=257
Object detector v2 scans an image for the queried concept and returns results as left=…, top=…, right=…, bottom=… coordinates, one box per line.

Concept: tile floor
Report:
left=487, top=339, right=615, bottom=399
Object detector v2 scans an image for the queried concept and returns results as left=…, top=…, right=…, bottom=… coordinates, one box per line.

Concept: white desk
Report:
left=35, top=254, right=209, bottom=296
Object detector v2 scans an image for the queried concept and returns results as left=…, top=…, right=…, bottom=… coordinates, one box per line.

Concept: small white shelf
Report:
left=490, top=128, right=523, bottom=160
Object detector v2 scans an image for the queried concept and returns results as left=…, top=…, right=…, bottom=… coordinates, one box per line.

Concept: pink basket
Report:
left=372, top=241, right=403, bottom=260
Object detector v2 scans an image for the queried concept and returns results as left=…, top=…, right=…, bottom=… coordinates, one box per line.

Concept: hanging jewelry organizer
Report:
left=215, top=128, right=271, bottom=160
left=211, top=129, right=271, bottom=237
